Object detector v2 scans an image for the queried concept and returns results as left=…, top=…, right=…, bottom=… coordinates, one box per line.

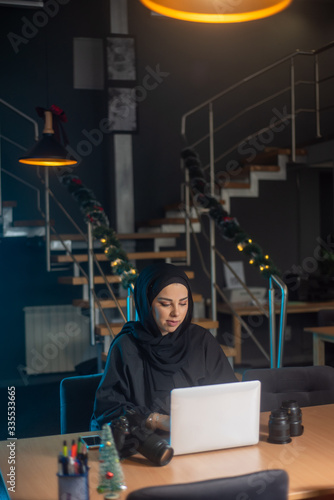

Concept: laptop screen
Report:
left=170, top=380, right=261, bottom=455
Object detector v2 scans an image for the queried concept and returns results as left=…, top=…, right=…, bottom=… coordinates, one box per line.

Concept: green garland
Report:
left=59, top=172, right=138, bottom=288
left=181, top=148, right=279, bottom=279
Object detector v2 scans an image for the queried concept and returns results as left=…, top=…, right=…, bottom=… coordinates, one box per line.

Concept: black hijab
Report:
left=121, top=263, right=194, bottom=388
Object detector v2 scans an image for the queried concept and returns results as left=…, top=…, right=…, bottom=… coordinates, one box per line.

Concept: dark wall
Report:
left=1, top=0, right=334, bottom=379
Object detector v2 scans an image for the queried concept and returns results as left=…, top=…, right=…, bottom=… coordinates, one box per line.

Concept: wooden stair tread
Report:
left=249, top=164, right=281, bottom=172
left=220, top=344, right=237, bottom=357
left=73, top=298, right=128, bottom=308
left=14, top=219, right=55, bottom=227
left=59, top=269, right=195, bottom=285
left=217, top=165, right=281, bottom=184
left=51, top=250, right=187, bottom=263
left=95, top=322, right=124, bottom=335
left=236, top=164, right=280, bottom=175
left=193, top=318, right=219, bottom=329
left=147, top=218, right=198, bottom=226
left=50, top=232, right=181, bottom=241
left=58, top=275, right=122, bottom=285
left=164, top=202, right=224, bottom=213
left=96, top=317, right=217, bottom=336
left=74, top=293, right=203, bottom=309
left=2, top=201, right=17, bottom=208
left=241, top=147, right=307, bottom=165
left=223, top=181, right=251, bottom=189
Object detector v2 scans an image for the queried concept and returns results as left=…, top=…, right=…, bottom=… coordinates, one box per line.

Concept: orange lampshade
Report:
left=139, top=0, right=293, bottom=23
left=19, top=111, right=77, bottom=167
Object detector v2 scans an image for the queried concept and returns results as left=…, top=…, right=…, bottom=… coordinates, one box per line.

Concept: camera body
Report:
left=111, top=409, right=173, bottom=466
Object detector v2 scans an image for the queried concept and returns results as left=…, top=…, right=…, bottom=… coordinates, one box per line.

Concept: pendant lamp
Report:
left=139, top=0, right=293, bottom=23
left=19, top=110, right=77, bottom=167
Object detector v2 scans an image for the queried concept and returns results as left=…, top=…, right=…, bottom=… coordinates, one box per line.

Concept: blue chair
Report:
left=0, top=469, right=11, bottom=499
left=242, top=365, right=334, bottom=412
left=60, top=373, right=102, bottom=434
left=126, top=469, right=288, bottom=500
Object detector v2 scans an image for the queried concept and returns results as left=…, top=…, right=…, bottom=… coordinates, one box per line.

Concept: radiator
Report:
left=24, top=305, right=97, bottom=375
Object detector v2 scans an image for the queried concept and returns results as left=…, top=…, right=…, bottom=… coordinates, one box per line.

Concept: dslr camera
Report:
left=111, top=409, right=173, bottom=466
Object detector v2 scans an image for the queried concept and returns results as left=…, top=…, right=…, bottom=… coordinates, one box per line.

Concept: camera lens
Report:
left=137, top=433, right=174, bottom=467
left=268, top=409, right=291, bottom=444
left=281, top=400, right=303, bottom=437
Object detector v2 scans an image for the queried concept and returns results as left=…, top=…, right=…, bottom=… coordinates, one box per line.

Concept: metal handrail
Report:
left=46, top=187, right=128, bottom=339
left=2, top=161, right=126, bottom=350
left=184, top=207, right=270, bottom=361
left=0, top=167, right=43, bottom=215
left=269, top=274, right=288, bottom=369
left=181, top=49, right=315, bottom=138
left=0, top=99, right=39, bottom=217
left=35, top=166, right=128, bottom=340
left=181, top=41, right=334, bottom=367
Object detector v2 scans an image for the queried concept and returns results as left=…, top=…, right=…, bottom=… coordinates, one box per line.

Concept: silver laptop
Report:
left=170, top=380, right=261, bottom=456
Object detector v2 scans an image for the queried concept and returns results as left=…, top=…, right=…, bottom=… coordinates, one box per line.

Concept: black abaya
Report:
left=91, top=263, right=238, bottom=430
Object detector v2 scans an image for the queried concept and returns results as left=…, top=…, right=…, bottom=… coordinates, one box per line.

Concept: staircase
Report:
left=1, top=196, right=236, bottom=368
left=219, top=148, right=307, bottom=212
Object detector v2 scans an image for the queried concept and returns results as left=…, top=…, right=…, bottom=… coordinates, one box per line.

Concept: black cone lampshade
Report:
left=19, top=110, right=77, bottom=167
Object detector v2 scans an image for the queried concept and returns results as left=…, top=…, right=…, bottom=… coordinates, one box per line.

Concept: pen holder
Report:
left=57, top=469, right=90, bottom=500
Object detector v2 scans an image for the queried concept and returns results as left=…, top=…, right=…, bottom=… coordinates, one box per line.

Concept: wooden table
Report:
left=218, top=300, right=334, bottom=364
left=1, top=405, right=334, bottom=500
left=304, top=326, right=334, bottom=365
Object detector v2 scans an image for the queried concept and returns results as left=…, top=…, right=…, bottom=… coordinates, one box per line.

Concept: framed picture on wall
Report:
left=106, top=35, right=136, bottom=82
left=108, top=87, right=137, bottom=133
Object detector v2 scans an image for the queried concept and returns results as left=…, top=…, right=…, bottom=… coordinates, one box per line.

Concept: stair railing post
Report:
left=314, top=53, right=321, bottom=139
left=209, top=102, right=217, bottom=323
left=87, top=221, right=96, bottom=346
left=290, top=56, right=296, bottom=163
left=44, top=167, right=51, bottom=272
left=269, top=274, right=288, bottom=368
left=127, top=285, right=133, bottom=321
left=184, top=164, right=191, bottom=266
left=127, top=284, right=138, bottom=321
left=273, top=275, right=288, bottom=369
left=268, top=276, right=276, bottom=368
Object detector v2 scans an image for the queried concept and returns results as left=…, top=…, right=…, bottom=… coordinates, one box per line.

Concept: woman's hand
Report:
left=146, top=412, right=170, bottom=432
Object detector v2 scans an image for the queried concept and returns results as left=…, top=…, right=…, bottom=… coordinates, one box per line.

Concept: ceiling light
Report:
left=19, top=110, right=77, bottom=167
left=139, top=0, right=293, bottom=23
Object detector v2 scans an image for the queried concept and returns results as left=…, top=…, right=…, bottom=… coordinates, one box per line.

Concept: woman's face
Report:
left=151, top=283, right=188, bottom=336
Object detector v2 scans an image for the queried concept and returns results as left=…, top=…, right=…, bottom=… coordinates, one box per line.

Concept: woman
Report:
left=91, top=263, right=237, bottom=432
